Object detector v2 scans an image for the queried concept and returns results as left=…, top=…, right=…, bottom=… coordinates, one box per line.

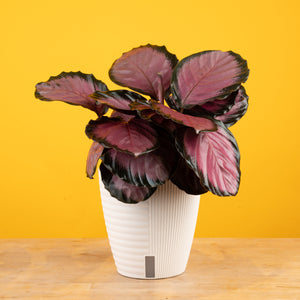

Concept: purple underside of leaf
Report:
left=215, top=86, right=249, bottom=127
left=199, top=90, right=238, bottom=115
left=86, top=141, right=104, bottom=179
left=130, top=101, right=181, bottom=133
left=130, top=99, right=150, bottom=108
left=101, top=134, right=179, bottom=187
left=171, top=156, right=208, bottom=195
left=35, top=71, right=108, bottom=116
left=183, top=90, right=238, bottom=118
left=90, top=90, right=147, bottom=111
left=111, top=110, right=136, bottom=121
left=85, top=116, right=159, bottom=156
left=148, top=113, right=180, bottom=134
left=109, top=44, right=178, bottom=102
left=171, top=50, right=249, bottom=109
left=131, top=106, right=180, bottom=134
left=150, top=102, right=217, bottom=132
left=175, top=124, right=240, bottom=196
left=100, top=164, right=156, bottom=203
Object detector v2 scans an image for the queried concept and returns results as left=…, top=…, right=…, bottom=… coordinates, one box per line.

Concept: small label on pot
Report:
left=145, top=256, right=155, bottom=278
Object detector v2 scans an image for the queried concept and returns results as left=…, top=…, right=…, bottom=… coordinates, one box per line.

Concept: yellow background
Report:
left=1, top=0, right=299, bottom=238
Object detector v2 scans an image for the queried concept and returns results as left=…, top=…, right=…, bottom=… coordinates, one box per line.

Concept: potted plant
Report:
left=35, top=44, right=249, bottom=279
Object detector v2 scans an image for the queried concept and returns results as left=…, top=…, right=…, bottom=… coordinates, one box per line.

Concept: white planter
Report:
left=99, top=173, right=200, bottom=279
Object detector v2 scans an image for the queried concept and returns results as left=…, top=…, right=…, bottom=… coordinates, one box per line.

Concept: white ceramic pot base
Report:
left=99, top=174, right=200, bottom=279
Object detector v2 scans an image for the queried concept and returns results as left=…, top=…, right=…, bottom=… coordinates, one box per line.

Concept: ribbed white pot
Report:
left=99, top=174, right=200, bottom=279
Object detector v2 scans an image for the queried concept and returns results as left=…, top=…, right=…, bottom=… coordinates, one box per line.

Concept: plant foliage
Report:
left=35, top=44, right=249, bottom=203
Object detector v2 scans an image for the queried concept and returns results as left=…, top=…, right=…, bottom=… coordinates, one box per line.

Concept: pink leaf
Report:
left=111, top=110, right=136, bottom=122
left=183, top=90, right=238, bottom=117
left=91, top=90, right=147, bottom=111
left=100, top=164, right=156, bottom=203
left=146, top=112, right=180, bottom=134
left=109, top=45, right=178, bottom=102
left=85, top=116, right=159, bottom=156
left=35, top=72, right=108, bottom=116
left=150, top=102, right=217, bottom=133
left=102, top=133, right=178, bottom=187
left=86, top=141, right=104, bottom=179
left=171, top=51, right=249, bottom=109
left=175, top=123, right=240, bottom=196
left=130, top=103, right=180, bottom=134
left=198, top=91, right=237, bottom=115
left=215, top=86, right=249, bottom=127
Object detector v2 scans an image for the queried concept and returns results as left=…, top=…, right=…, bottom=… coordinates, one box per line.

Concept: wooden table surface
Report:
left=0, top=238, right=299, bottom=299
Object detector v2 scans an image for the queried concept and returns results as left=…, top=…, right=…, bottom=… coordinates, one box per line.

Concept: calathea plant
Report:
left=35, top=44, right=249, bottom=203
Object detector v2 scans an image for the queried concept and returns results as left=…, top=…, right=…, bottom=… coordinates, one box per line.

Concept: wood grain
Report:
left=0, top=238, right=299, bottom=299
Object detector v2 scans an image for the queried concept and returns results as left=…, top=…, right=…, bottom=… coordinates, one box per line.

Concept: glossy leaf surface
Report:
left=171, top=51, right=249, bottom=109
left=199, top=91, right=238, bottom=116
left=183, top=90, right=237, bottom=118
left=86, top=141, right=104, bottom=179
left=150, top=102, right=217, bottom=133
left=111, top=110, right=136, bottom=121
left=102, top=135, right=178, bottom=187
left=109, top=45, right=178, bottom=102
left=145, top=111, right=180, bottom=134
left=132, top=105, right=180, bottom=134
left=175, top=123, right=240, bottom=196
left=85, top=117, right=158, bottom=156
left=35, top=71, right=108, bottom=116
left=171, top=157, right=208, bottom=195
left=215, top=86, right=249, bottom=127
left=91, top=90, right=147, bottom=111
left=100, top=164, right=156, bottom=203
